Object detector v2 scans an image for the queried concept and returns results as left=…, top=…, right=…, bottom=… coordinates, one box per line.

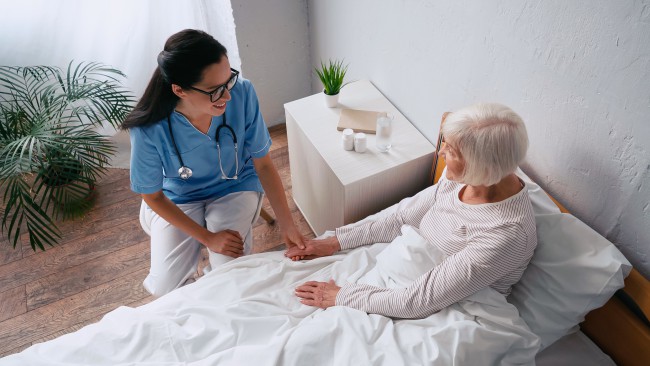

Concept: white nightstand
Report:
left=284, top=80, right=436, bottom=235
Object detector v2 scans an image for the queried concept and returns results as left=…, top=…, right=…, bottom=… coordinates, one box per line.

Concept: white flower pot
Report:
left=323, top=91, right=339, bottom=108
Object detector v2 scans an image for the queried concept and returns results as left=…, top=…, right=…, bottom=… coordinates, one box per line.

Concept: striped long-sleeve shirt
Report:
left=334, top=176, right=537, bottom=319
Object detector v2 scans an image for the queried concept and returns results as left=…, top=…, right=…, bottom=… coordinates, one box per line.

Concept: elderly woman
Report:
left=286, top=103, right=536, bottom=319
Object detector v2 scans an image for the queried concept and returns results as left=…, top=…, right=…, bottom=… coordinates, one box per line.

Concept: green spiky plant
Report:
left=0, top=61, right=134, bottom=251
left=315, top=59, right=348, bottom=95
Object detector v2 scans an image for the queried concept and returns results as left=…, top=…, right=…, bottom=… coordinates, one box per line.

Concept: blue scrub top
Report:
left=129, top=78, right=271, bottom=204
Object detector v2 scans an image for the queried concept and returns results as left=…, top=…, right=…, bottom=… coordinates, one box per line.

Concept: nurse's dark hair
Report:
left=121, top=29, right=228, bottom=129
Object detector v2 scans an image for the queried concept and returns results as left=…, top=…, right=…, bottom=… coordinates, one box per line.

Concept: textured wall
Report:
left=308, top=0, right=650, bottom=277
left=231, top=0, right=312, bottom=126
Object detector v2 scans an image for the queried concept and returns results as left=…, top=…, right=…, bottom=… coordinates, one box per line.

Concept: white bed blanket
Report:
left=2, top=226, right=540, bottom=365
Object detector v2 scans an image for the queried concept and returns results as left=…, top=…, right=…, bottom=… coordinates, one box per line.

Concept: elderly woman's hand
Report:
left=285, top=236, right=340, bottom=261
left=295, top=279, right=340, bottom=309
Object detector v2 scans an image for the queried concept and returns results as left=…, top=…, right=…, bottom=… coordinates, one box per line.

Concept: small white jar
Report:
left=341, top=128, right=354, bottom=151
left=354, top=132, right=367, bottom=153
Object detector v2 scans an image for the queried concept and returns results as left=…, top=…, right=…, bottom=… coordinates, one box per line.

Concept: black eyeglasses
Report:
left=188, top=68, right=239, bottom=102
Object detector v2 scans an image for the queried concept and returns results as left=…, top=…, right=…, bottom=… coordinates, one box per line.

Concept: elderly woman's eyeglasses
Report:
left=188, top=68, right=239, bottom=102
left=439, top=136, right=457, bottom=154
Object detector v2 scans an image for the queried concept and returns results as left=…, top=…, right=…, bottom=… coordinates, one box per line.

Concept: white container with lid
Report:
left=341, top=128, right=354, bottom=151
left=354, top=132, right=367, bottom=153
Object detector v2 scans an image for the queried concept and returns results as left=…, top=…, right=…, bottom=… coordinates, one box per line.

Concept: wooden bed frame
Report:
left=430, top=113, right=650, bottom=366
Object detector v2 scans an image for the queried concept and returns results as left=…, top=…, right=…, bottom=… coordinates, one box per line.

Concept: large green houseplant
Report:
left=0, top=61, right=134, bottom=250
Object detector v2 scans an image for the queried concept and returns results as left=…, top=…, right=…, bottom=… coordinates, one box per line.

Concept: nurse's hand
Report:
left=203, top=229, right=244, bottom=258
left=282, top=225, right=306, bottom=259
left=285, top=236, right=340, bottom=261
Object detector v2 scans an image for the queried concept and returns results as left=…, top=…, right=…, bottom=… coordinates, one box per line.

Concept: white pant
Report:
left=139, top=191, right=263, bottom=297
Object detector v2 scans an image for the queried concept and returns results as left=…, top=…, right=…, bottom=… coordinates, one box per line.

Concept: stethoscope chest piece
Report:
left=167, top=113, right=239, bottom=181
left=178, top=166, right=193, bottom=180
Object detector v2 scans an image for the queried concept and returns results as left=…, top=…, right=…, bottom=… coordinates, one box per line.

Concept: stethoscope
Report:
left=167, top=113, right=239, bottom=180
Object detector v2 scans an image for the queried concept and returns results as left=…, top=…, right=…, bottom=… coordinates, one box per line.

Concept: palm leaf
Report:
left=1, top=176, right=61, bottom=250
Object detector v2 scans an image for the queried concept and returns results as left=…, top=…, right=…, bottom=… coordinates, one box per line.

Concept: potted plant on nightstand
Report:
left=315, top=59, right=348, bottom=108
left=0, top=61, right=134, bottom=251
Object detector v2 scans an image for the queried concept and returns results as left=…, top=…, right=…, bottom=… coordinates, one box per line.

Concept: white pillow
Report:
left=514, top=167, right=561, bottom=215
left=508, top=213, right=631, bottom=349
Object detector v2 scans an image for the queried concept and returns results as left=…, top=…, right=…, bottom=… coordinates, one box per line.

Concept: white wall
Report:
left=308, top=0, right=650, bottom=277
left=231, top=0, right=311, bottom=126
left=0, top=0, right=240, bottom=121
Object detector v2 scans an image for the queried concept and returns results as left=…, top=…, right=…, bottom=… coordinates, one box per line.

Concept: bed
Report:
left=1, top=114, right=648, bottom=365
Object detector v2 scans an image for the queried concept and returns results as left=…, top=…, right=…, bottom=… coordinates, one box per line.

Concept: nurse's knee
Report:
left=139, top=201, right=152, bottom=236
left=143, top=272, right=189, bottom=297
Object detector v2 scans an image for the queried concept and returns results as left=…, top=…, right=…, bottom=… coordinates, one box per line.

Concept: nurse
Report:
left=121, top=29, right=305, bottom=297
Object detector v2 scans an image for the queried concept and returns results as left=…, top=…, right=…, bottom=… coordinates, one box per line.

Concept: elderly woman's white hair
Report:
left=441, top=103, right=529, bottom=186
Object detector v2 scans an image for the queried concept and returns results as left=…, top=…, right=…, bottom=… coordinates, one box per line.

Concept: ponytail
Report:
left=120, top=68, right=177, bottom=129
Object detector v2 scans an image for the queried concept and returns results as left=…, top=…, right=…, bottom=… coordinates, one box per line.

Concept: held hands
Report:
left=295, top=279, right=341, bottom=309
left=202, top=229, right=244, bottom=258
left=282, top=225, right=307, bottom=254
left=284, top=236, right=341, bottom=261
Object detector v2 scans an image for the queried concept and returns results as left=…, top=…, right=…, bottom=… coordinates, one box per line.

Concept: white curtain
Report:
left=0, top=0, right=240, bottom=135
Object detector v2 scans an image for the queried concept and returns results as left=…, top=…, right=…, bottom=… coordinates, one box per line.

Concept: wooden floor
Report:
left=0, top=124, right=315, bottom=358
